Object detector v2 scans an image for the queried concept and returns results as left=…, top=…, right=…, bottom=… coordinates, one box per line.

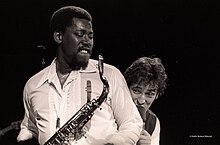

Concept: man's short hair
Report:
left=49, top=6, right=92, bottom=36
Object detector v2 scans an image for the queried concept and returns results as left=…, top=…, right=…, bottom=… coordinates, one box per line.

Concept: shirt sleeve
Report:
left=151, top=117, right=160, bottom=145
left=17, top=84, right=38, bottom=142
left=106, top=67, right=143, bottom=145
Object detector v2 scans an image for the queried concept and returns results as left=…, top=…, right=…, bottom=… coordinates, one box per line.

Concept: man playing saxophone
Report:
left=17, top=6, right=143, bottom=145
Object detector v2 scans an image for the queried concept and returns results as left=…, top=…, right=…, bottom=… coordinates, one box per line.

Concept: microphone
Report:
left=37, top=45, right=46, bottom=68
left=86, top=80, right=91, bottom=102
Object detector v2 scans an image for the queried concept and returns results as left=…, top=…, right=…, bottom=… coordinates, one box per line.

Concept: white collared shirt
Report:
left=17, top=58, right=143, bottom=145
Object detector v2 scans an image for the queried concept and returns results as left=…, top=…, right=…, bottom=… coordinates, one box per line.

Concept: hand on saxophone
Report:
left=137, top=129, right=151, bottom=145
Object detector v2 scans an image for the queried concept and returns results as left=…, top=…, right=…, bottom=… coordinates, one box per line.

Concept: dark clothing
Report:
left=144, top=110, right=157, bottom=135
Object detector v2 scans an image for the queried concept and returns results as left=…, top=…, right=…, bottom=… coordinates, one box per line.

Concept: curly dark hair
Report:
left=49, top=6, right=92, bottom=37
left=124, top=57, right=168, bottom=97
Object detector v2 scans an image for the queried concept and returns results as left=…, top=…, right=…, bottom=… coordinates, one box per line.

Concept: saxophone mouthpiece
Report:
left=98, top=55, right=103, bottom=61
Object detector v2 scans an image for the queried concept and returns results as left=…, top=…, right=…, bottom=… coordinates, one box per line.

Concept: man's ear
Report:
left=53, top=31, right=62, bottom=44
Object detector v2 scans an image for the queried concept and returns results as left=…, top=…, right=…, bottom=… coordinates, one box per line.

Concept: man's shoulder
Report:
left=89, top=58, right=120, bottom=73
left=25, top=66, right=50, bottom=89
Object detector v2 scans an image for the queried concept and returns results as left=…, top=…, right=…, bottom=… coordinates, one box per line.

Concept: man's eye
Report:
left=88, top=33, right=94, bottom=39
left=146, top=92, right=156, bottom=96
left=132, top=89, right=142, bottom=94
left=75, top=32, right=83, bottom=37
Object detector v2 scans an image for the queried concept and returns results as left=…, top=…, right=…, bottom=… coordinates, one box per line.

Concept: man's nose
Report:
left=138, top=94, right=145, bottom=104
left=82, top=34, right=91, bottom=42
left=82, top=35, right=92, bottom=46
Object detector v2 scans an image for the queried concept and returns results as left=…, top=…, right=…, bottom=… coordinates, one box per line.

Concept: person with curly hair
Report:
left=124, top=56, right=168, bottom=145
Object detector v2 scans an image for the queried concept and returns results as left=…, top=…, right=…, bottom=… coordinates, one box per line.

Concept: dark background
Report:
left=0, top=0, right=219, bottom=145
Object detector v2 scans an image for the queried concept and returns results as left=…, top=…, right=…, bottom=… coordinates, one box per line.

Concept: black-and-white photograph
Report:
left=0, top=0, right=219, bottom=145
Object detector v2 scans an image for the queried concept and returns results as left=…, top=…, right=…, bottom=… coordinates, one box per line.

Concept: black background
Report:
left=0, top=0, right=219, bottom=145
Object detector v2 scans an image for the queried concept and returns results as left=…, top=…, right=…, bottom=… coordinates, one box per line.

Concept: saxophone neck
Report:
left=98, top=55, right=104, bottom=77
left=98, top=55, right=109, bottom=100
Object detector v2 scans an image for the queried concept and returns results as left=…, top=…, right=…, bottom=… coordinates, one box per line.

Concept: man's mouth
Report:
left=79, top=49, right=89, bottom=54
left=78, top=48, right=90, bottom=55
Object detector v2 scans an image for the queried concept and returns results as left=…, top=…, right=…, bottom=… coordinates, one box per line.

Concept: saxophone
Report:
left=44, top=55, right=109, bottom=145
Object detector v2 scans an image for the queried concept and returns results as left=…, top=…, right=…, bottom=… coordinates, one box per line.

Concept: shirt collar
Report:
left=36, top=58, right=97, bottom=88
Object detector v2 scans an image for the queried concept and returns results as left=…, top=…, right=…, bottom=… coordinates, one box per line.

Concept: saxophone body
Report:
left=44, top=55, right=109, bottom=145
